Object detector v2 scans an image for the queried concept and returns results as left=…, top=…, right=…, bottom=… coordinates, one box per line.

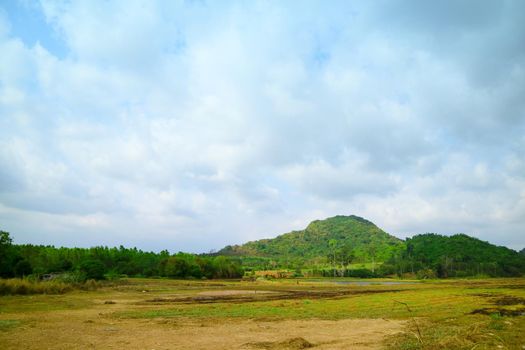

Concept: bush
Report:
left=416, top=268, right=437, bottom=279
left=344, top=268, right=377, bottom=278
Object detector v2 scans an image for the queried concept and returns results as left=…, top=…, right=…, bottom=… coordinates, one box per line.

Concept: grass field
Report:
left=0, top=278, right=524, bottom=349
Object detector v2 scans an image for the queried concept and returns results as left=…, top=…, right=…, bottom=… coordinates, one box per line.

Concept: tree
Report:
left=328, top=239, right=338, bottom=277
left=368, top=244, right=377, bottom=273
left=338, top=243, right=354, bottom=276
left=164, top=253, right=201, bottom=278
left=406, top=242, right=415, bottom=274
left=0, top=231, right=17, bottom=277
left=79, top=259, right=106, bottom=280
left=14, top=260, right=33, bottom=277
left=0, top=230, right=12, bottom=247
left=212, top=256, right=243, bottom=278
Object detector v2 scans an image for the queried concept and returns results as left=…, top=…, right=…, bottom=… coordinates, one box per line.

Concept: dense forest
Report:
left=220, top=215, right=403, bottom=262
left=1, top=215, right=524, bottom=281
left=220, top=216, right=525, bottom=278
left=0, top=231, right=243, bottom=280
left=379, top=233, right=525, bottom=278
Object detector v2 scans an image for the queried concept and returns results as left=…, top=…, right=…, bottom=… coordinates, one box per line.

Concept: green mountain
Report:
left=219, top=215, right=525, bottom=277
left=219, top=215, right=403, bottom=263
left=402, top=233, right=525, bottom=277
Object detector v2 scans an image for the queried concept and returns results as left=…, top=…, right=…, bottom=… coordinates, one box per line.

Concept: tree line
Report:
left=2, top=230, right=523, bottom=280
left=0, top=231, right=243, bottom=280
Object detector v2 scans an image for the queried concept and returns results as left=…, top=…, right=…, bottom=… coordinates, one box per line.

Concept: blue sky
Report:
left=0, top=0, right=524, bottom=252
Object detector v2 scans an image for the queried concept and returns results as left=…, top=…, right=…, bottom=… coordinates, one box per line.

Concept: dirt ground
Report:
left=0, top=281, right=410, bottom=349
left=0, top=306, right=405, bottom=350
left=3, top=278, right=525, bottom=349
left=197, top=289, right=277, bottom=296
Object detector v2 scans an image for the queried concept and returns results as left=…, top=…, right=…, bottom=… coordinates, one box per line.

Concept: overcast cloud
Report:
left=0, top=0, right=524, bottom=252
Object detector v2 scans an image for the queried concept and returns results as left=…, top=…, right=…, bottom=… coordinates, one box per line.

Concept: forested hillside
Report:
left=385, top=233, right=525, bottom=277
left=219, top=215, right=403, bottom=263
left=219, top=215, right=525, bottom=278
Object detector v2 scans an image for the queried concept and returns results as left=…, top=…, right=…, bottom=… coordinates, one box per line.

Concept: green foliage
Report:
left=79, top=259, right=106, bottom=280
left=0, top=319, right=21, bottom=331
left=0, top=230, right=12, bottom=246
left=212, top=256, right=244, bottom=278
left=13, top=260, right=32, bottom=277
left=2, top=217, right=523, bottom=281
left=218, top=215, right=404, bottom=266
left=218, top=217, right=525, bottom=278
left=387, top=233, right=525, bottom=278
left=0, top=230, right=17, bottom=278
left=0, top=229, right=243, bottom=280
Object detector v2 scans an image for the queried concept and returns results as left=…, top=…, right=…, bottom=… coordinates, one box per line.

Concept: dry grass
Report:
left=0, top=277, right=523, bottom=349
left=0, top=278, right=103, bottom=295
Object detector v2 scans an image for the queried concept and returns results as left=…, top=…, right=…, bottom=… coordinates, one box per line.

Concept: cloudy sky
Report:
left=1, top=1, right=524, bottom=253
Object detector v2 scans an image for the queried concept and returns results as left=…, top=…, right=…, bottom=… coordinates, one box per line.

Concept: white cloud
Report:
left=0, top=1, right=524, bottom=252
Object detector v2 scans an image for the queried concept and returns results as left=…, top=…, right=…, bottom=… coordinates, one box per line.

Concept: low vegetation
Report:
left=0, top=278, right=523, bottom=349
left=0, top=276, right=110, bottom=296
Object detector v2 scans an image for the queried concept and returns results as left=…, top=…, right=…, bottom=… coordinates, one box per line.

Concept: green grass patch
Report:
left=0, top=319, right=21, bottom=331
left=115, top=287, right=491, bottom=321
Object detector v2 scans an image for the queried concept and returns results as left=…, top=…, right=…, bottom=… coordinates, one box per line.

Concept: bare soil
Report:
left=198, top=289, right=277, bottom=296
left=146, top=288, right=402, bottom=305
left=0, top=306, right=406, bottom=350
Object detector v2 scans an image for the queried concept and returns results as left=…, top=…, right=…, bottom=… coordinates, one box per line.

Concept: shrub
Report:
left=416, top=268, right=437, bottom=279
left=344, top=268, right=377, bottom=278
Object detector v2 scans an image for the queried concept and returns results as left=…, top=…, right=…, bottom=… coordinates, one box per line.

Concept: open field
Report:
left=0, top=278, right=524, bottom=349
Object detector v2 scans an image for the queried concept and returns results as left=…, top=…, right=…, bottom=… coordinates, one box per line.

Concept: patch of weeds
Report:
left=489, top=313, right=502, bottom=320
left=489, top=318, right=505, bottom=331
left=0, top=319, right=21, bottom=331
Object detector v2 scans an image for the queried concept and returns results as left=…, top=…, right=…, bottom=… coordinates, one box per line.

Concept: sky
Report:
left=0, top=0, right=524, bottom=253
